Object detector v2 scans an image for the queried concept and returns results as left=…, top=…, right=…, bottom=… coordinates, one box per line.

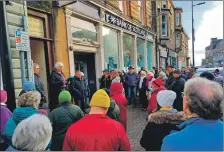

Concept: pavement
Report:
left=127, top=105, right=148, bottom=151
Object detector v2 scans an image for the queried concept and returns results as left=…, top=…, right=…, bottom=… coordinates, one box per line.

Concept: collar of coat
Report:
left=148, top=111, right=186, bottom=124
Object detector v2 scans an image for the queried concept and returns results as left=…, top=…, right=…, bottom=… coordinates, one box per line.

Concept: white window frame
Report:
left=176, top=33, right=181, bottom=48
left=161, top=15, right=167, bottom=36
left=176, top=12, right=180, bottom=26
left=138, top=1, right=143, bottom=23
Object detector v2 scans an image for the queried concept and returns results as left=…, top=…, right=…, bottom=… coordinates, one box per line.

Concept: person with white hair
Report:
left=111, top=69, right=121, bottom=83
left=141, top=90, right=185, bottom=151
left=3, top=91, right=42, bottom=147
left=49, top=61, right=66, bottom=111
left=138, top=70, right=148, bottom=110
left=162, top=77, right=223, bottom=151
left=158, top=71, right=168, bottom=86
left=6, top=114, right=52, bottom=151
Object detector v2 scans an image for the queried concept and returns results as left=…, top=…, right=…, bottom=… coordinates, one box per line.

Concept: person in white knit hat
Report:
left=140, top=90, right=185, bottom=151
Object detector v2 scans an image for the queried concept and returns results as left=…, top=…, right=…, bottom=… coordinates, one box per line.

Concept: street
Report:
left=127, top=105, right=148, bottom=151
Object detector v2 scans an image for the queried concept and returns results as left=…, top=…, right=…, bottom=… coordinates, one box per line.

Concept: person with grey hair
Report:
left=111, top=69, right=121, bottom=83
left=3, top=91, right=42, bottom=147
left=162, top=77, right=223, bottom=151
left=158, top=71, right=167, bottom=86
left=33, top=63, right=47, bottom=107
left=49, top=61, right=66, bottom=111
left=6, top=114, right=52, bottom=151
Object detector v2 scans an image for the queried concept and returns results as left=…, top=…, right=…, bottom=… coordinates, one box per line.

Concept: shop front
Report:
left=178, top=57, right=186, bottom=69
left=168, top=50, right=177, bottom=69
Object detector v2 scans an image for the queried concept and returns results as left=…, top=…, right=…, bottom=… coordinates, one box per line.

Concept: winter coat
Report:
left=100, top=75, right=111, bottom=89
left=68, top=76, right=85, bottom=102
left=107, top=98, right=120, bottom=122
left=34, top=74, right=46, bottom=102
left=137, top=77, right=147, bottom=92
left=62, top=114, right=131, bottom=151
left=165, top=72, right=175, bottom=89
left=110, top=83, right=128, bottom=131
left=3, top=107, right=39, bottom=146
left=49, top=102, right=84, bottom=151
left=125, top=72, right=139, bottom=87
left=140, top=110, right=185, bottom=151
left=170, top=77, right=185, bottom=111
left=146, top=76, right=155, bottom=91
left=0, top=104, right=12, bottom=134
left=161, top=118, right=223, bottom=151
left=147, top=86, right=166, bottom=112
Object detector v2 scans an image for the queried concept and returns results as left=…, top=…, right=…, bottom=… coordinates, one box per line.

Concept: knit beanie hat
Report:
left=157, top=90, right=176, bottom=107
left=90, top=89, right=110, bottom=108
left=0, top=90, right=7, bottom=103
left=22, top=81, right=36, bottom=92
left=152, top=78, right=163, bottom=87
left=58, top=91, right=71, bottom=104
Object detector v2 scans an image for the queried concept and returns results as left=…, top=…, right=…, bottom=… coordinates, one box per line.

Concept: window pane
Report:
left=71, top=18, right=96, bottom=33
left=123, top=33, right=133, bottom=69
left=176, top=12, right=180, bottom=25
left=162, top=15, right=166, bottom=22
left=137, top=38, right=145, bottom=69
left=103, top=27, right=119, bottom=70
left=147, top=42, right=153, bottom=70
left=71, top=27, right=97, bottom=41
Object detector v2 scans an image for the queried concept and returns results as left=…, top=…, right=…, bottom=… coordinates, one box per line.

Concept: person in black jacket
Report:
left=165, top=65, right=175, bottom=89
left=140, top=90, right=185, bottom=151
left=99, top=69, right=111, bottom=89
left=138, top=71, right=148, bottom=110
left=170, top=69, right=186, bottom=111
left=69, top=71, right=86, bottom=112
left=49, top=62, right=66, bottom=111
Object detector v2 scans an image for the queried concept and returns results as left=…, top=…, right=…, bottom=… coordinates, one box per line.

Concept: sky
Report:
left=174, top=1, right=223, bottom=66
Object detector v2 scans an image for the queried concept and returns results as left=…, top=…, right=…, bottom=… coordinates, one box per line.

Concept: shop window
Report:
left=176, top=33, right=181, bottom=48
left=162, top=0, right=167, bottom=8
left=123, top=33, right=134, bottom=70
left=137, top=38, right=145, bottom=69
left=162, top=15, right=167, bottom=36
left=103, top=27, right=119, bottom=70
left=138, top=1, right=143, bottom=22
left=71, top=18, right=97, bottom=41
left=176, top=12, right=180, bottom=26
left=161, top=57, right=166, bottom=70
left=147, top=41, right=153, bottom=70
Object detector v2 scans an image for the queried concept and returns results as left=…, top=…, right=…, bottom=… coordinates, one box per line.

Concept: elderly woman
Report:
left=162, top=77, right=223, bottom=151
left=6, top=114, right=52, bottom=151
left=49, top=62, right=66, bottom=111
left=158, top=71, right=167, bottom=86
left=141, top=90, right=185, bottom=151
left=49, top=91, right=84, bottom=151
left=3, top=91, right=41, bottom=146
left=138, top=71, right=148, bottom=110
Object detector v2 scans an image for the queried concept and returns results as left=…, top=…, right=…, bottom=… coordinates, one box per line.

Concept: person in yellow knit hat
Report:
left=63, top=89, right=131, bottom=151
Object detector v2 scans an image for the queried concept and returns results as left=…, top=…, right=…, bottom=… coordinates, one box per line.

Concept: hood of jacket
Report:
left=112, top=77, right=121, bottom=83
left=152, top=86, right=166, bottom=94
left=110, top=83, right=123, bottom=96
left=148, top=111, right=185, bottom=124
left=12, top=107, right=39, bottom=125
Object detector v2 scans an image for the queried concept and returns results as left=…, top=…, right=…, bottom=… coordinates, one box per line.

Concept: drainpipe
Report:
left=0, top=1, right=16, bottom=111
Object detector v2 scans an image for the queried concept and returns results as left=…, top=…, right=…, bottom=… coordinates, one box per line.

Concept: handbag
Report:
left=60, top=106, right=74, bottom=122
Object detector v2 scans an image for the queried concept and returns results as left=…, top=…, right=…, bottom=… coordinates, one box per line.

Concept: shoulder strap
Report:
left=60, top=106, right=74, bottom=122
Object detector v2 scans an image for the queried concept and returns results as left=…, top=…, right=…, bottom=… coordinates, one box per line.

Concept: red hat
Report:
left=152, top=78, right=163, bottom=87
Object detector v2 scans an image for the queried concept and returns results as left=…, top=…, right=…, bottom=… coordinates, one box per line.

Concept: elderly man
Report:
left=49, top=62, right=66, bottom=111
left=111, top=69, right=121, bottom=83
left=6, top=114, right=52, bottom=151
left=100, top=69, right=111, bottom=89
left=162, top=77, right=223, bottom=151
left=33, top=63, right=47, bottom=107
left=165, top=65, right=175, bottom=89
left=63, top=89, right=130, bottom=151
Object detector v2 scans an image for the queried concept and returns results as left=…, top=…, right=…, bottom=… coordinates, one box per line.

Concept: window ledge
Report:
left=158, top=8, right=171, bottom=15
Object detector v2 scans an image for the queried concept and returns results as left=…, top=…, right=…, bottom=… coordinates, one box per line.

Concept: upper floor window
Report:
left=176, top=12, right=180, bottom=26
left=162, top=15, right=167, bottom=36
left=176, top=33, right=181, bottom=48
left=138, top=1, right=143, bottom=22
left=162, top=0, right=167, bottom=8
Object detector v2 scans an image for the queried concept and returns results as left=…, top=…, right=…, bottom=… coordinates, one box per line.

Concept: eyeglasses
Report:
left=181, top=92, right=185, bottom=98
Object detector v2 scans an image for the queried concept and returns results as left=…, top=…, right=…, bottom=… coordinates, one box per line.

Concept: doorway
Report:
left=30, top=39, right=49, bottom=101
left=74, top=52, right=96, bottom=98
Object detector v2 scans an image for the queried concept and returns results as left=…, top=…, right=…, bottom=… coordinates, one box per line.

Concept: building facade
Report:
left=59, top=1, right=155, bottom=95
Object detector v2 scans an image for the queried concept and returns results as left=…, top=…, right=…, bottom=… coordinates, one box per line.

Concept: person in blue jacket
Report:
left=161, top=77, right=223, bottom=151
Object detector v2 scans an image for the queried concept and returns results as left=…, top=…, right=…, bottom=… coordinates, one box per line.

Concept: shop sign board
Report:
left=15, top=30, right=30, bottom=51
left=160, top=50, right=167, bottom=58
left=105, top=13, right=153, bottom=40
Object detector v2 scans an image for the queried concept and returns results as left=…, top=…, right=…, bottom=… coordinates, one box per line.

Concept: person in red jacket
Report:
left=110, top=82, right=128, bottom=131
left=63, top=89, right=131, bottom=151
left=147, top=78, right=166, bottom=114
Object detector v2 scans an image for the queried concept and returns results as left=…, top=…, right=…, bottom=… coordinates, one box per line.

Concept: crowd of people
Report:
left=0, top=61, right=223, bottom=151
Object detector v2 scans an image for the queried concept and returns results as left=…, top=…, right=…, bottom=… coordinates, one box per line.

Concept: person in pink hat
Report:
left=0, top=90, right=12, bottom=150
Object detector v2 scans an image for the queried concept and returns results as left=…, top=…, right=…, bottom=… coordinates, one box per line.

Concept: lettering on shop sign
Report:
left=105, top=13, right=148, bottom=37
